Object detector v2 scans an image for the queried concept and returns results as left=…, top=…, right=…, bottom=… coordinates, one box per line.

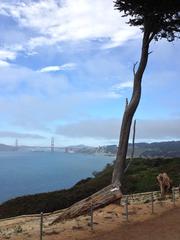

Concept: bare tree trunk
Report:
left=124, top=119, right=136, bottom=173
left=51, top=184, right=122, bottom=224
left=51, top=27, right=155, bottom=224
left=112, top=29, right=152, bottom=187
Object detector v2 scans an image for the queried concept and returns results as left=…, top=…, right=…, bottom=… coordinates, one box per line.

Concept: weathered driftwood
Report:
left=51, top=184, right=122, bottom=224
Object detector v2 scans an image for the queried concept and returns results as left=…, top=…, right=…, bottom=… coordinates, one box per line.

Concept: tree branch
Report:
left=125, top=98, right=129, bottom=109
left=148, top=32, right=156, bottom=44
left=133, top=61, right=138, bottom=76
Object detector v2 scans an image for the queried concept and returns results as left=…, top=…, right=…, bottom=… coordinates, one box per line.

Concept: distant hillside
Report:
left=74, top=141, right=180, bottom=158
left=0, top=144, right=15, bottom=151
left=131, top=141, right=180, bottom=158
left=0, top=157, right=179, bottom=219
left=0, top=141, right=179, bottom=157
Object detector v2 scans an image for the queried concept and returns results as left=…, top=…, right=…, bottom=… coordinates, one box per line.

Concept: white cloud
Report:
left=0, top=63, right=120, bottom=99
left=0, top=131, right=45, bottom=139
left=0, top=60, right=10, bottom=67
left=39, top=63, right=76, bottom=73
left=0, top=49, right=18, bottom=67
left=0, top=64, right=71, bottom=95
left=136, top=119, right=180, bottom=140
left=0, top=49, right=17, bottom=61
left=110, top=80, right=133, bottom=97
left=0, top=63, right=122, bottom=130
left=105, top=91, right=122, bottom=99
left=102, top=29, right=139, bottom=49
left=56, top=118, right=119, bottom=139
left=83, top=90, right=121, bottom=100
left=56, top=118, right=180, bottom=141
left=112, top=81, right=133, bottom=90
left=0, top=0, right=140, bottom=50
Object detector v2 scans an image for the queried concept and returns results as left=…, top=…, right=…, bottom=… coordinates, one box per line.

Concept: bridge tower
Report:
left=51, top=137, right=54, bottom=152
left=15, top=139, right=18, bottom=151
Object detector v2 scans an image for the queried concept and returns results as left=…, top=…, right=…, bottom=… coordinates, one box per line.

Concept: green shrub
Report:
left=0, top=158, right=179, bottom=219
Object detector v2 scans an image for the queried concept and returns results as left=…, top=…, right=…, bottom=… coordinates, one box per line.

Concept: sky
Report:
left=0, top=0, right=179, bottom=147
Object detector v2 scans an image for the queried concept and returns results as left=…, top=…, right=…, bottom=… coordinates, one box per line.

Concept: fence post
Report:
left=40, top=212, right=43, bottom=240
left=151, top=192, right=154, bottom=214
left=125, top=196, right=129, bottom=221
left=90, top=201, right=94, bottom=231
left=172, top=188, right=175, bottom=207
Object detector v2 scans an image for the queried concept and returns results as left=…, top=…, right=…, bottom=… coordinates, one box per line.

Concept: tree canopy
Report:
left=115, top=0, right=180, bottom=41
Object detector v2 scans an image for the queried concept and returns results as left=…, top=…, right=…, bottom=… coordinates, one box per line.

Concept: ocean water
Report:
left=0, top=151, right=113, bottom=203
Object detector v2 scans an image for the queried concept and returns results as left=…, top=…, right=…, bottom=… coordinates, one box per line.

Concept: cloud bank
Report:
left=56, top=118, right=180, bottom=141
left=0, top=131, right=45, bottom=139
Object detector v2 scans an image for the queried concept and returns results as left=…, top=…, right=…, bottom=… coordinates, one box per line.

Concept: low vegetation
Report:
left=0, top=158, right=179, bottom=219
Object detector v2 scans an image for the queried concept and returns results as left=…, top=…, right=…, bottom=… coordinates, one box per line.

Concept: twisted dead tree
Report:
left=112, top=0, right=180, bottom=188
left=52, top=1, right=180, bottom=224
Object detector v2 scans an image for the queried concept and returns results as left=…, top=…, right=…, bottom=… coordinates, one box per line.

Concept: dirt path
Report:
left=87, top=207, right=180, bottom=240
left=0, top=198, right=179, bottom=240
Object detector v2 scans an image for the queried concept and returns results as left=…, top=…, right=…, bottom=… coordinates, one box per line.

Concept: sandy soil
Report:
left=0, top=197, right=180, bottom=240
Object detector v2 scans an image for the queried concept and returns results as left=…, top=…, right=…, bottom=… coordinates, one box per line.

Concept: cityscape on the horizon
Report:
left=0, top=139, right=180, bottom=159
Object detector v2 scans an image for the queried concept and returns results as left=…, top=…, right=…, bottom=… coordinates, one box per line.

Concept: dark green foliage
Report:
left=122, top=158, right=180, bottom=193
left=0, top=158, right=180, bottom=219
left=114, top=0, right=180, bottom=41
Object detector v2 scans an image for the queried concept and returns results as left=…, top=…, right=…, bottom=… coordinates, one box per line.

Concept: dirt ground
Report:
left=87, top=207, right=180, bottom=240
left=0, top=198, right=180, bottom=240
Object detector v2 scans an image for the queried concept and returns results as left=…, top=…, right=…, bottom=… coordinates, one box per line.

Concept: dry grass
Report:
left=0, top=196, right=180, bottom=240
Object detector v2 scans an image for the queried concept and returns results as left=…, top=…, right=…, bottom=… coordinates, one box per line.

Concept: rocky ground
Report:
left=0, top=196, right=179, bottom=240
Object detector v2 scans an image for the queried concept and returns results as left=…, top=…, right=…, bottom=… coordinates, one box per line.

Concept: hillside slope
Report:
left=0, top=199, right=180, bottom=240
left=0, top=158, right=179, bottom=219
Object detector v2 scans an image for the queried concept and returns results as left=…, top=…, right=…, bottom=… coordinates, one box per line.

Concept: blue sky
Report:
left=0, top=0, right=179, bottom=147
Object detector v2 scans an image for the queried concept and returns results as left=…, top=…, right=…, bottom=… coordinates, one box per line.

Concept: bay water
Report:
left=0, top=151, right=113, bottom=203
